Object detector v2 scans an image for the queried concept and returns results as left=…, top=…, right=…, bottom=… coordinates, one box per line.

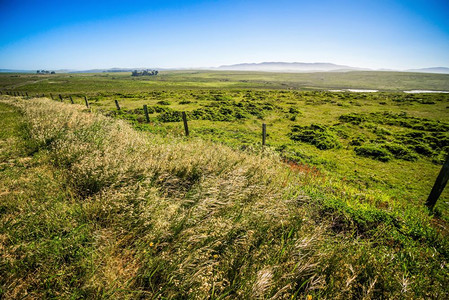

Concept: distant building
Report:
left=131, top=69, right=158, bottom=76
left=36, top=70, right=54, bottom=74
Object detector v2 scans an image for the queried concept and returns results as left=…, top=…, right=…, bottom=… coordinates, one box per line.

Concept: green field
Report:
left=1, top=71, right=449, bottom=298
left=2, top=70, right=449, bottom=92
left=1, top=71, right=448, bottom=214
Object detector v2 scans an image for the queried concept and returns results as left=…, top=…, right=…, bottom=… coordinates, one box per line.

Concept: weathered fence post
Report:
left=84, top=96, right=89, bottom=108
left=42, top=94, right=44, bottom=97
left=115, top=100, right=121, bottom=110
left=58, top=94, right=63, bottom=102
left=182, top=112, right=189, bottom=136
left=70, top=96, right=74, bottom=104
left=26, top=92, right=28, bottom=97
left=426, top=156, right=449, bottom=210
left=143, top=105, right=150, bottom=123
left=262, top=123, right=267, bottom=146
left=50, top=93, right=54, bottom=100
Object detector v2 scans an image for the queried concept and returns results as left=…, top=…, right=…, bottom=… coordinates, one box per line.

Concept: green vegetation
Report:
left=1, top=72, right=448, bottom=212
left=289, top=124, right=342, bottom=150
left=1, top=70, right=449, bottom=92
left=1, top=98, right=449, bottom=298
left=1, top=71, right=449, bottom=298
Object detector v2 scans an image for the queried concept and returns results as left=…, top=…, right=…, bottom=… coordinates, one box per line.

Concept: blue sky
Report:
left=0, top=0, right=448, bottom=70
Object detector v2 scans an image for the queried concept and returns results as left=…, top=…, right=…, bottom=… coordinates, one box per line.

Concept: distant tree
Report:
left=51, top=71, right=55, bottom=74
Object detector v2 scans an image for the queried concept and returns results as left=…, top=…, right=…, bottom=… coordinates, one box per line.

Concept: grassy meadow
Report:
left=1, top=71, right=449, bottom=298
left=1, top=71, right=448, bottom=214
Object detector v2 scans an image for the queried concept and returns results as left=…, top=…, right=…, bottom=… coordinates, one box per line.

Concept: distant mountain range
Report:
left=405, top=67, right=449, bottom=74
left=1, top=63, right=449, bottom=74
left=214, top=62, right=370, bottom=72
left=214, top=62, right=449, bottom=74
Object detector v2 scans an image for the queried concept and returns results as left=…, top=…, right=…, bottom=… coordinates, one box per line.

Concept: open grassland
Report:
left=1, top=72, right=448, bottom=219
left=0, top=97, right=448, bottom=298
left=1, top=70, right=449, bottom=92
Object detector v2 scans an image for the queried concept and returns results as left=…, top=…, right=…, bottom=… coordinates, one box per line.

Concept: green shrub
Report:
left=383, top=143, right=418, bottom=161
left=349, top=136, right=366, bottom=146
left=290, top=124, right=342, bottom=150
left=339, top=113, right=366, bottom=125
left=179, top=100, right=192, bottom=104
left=373, top=127, right=392, bottom=137
left=413, top=144, right=434, bottom=156
left=158, top=110, right=182, bottom=122
left=289, top=107, right=300, bottom=114
left=156, top=100, right=171, bottom=105
left=354, top=144, right=392, bottom=162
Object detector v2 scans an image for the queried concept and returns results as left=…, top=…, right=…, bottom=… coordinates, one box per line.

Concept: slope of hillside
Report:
left=0, top=96, right=448, bottom=298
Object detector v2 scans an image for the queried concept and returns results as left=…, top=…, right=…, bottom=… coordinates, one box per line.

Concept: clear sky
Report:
left=0, top=0, right=448, bottom=70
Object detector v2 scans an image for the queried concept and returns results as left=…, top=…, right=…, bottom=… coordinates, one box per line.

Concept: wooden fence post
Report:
left=70, top=96, right=74, bottom=104
left=262, top=123, right=267, bottom=146
left=50, top=93, right=54, bottom=100
left=84, top=96, right=89, bottom=108
left=143, top=105, right=150, bottom=122
left=26, top=92, right=28, bottom=97
left=426, top=156, right=449, bottom=210
left=115, top=100, right=121, bottom=110
left=59, top=94, right=63, bottom=102
left=182, top=112, right=189, bottom=136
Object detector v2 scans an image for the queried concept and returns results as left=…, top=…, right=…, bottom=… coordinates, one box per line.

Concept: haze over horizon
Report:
left=1, top=0, right=448, bottom=70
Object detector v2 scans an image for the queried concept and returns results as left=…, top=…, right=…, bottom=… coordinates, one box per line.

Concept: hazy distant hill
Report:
left=215, top=62, right=370, bottom=72
left=2, top=64, right=449, bottom=74
left=0, top=69, right=35, bottom=73
left=406, top=67, right=449, bottom=74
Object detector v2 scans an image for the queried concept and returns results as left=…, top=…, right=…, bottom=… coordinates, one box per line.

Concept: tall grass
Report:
left=0, top=97, right=448, bottom=299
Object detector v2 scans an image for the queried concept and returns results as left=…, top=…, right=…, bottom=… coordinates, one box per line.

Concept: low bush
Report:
left=383, top=143, right=418, bottom=161
left=349, top=135, right=366, bottom=146
left=158, top=110, right=182, bottom=122
left=290, top=124, right=342, bottom=150
left=339, top=113, right=366, bottom=125
left=179, top=100, right=192, bottom=104
left=156, top=100, right=171, bottom=105
left=354, top=144, right=392, bottom=162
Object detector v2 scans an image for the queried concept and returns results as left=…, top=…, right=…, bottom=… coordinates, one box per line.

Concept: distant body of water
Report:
left=403, top=90, right=449, bottom=93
